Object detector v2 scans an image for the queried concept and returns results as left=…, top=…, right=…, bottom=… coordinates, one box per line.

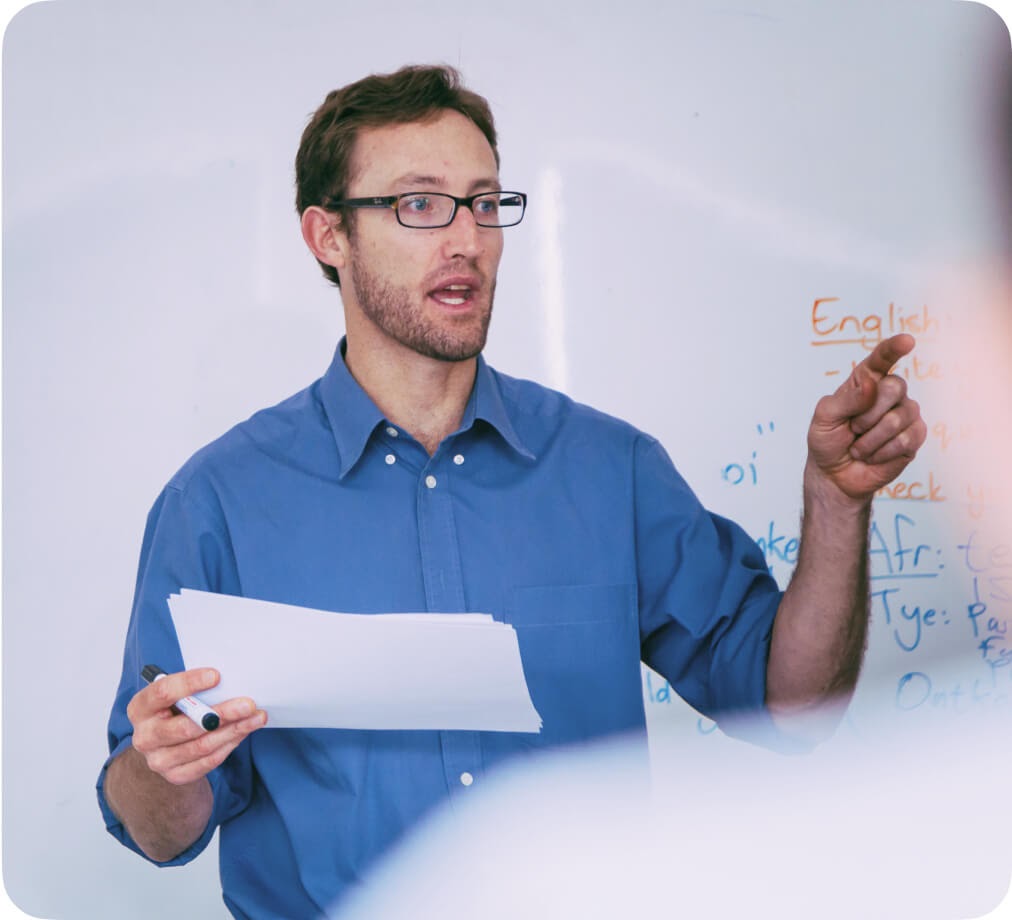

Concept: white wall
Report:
left=4, top=1, right=1011, bottom=917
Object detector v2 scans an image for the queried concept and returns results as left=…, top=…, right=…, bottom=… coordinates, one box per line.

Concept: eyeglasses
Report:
left=324, top=191, right=527, bottom=229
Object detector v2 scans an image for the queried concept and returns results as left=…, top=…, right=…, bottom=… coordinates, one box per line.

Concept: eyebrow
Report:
left=392, top=173, right=502, bottom=194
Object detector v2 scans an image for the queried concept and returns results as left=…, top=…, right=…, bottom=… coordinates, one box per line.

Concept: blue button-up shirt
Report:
left=98, top=342, right=781, bottom=919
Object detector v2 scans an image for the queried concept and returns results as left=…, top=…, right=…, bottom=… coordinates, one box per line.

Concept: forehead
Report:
left=347, top=109, right=499, bottom=192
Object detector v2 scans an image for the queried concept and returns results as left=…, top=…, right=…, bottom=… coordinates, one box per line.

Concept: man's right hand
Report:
left=128, top=667, right=267, bottom=786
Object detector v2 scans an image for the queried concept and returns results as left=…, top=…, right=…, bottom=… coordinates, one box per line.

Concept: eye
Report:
left=474, top=196, right=499, bottom=216
left=402, top=195, right=433, bottom=213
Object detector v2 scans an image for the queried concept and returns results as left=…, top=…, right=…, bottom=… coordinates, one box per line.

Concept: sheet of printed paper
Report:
left=168, top=589, right=542, bottom=733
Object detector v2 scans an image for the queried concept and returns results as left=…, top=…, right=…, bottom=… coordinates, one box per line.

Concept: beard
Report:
left=348, top=251, right=495, bottom=363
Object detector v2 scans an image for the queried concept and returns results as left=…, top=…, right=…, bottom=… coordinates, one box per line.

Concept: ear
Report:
left=301, top=206, right=349, bottom=273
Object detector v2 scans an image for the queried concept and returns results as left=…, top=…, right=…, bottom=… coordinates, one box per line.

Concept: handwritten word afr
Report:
left=869, top=512, right=943, bottom=579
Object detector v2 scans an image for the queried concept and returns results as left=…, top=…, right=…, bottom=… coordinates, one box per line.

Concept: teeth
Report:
left=432, top=284, right=470, bottom=306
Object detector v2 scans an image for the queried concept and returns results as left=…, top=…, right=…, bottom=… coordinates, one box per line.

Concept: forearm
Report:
left=103, top=745, right=213, bottom=863
left=766, top=459, right=872, bottom=714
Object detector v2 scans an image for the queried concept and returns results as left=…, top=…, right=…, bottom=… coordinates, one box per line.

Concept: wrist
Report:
left=802, top=458, right=872, bottom=521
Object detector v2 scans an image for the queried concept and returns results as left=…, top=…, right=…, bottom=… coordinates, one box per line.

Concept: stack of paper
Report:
left=168, top=589, right=542, bottom=733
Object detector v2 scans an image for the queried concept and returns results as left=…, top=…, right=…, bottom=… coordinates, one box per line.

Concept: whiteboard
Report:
left=4, top=1, right=1010, bottom=918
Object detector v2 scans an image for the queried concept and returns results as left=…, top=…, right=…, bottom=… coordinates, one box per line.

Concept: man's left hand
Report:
left=807, top=333, right=927, bottom=503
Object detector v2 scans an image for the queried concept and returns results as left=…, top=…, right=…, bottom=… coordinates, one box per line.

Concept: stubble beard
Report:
left=349, top=252, right=495, bottom=363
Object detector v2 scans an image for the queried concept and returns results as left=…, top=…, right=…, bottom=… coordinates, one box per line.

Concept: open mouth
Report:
left=429, top=283, right=476, bottom=307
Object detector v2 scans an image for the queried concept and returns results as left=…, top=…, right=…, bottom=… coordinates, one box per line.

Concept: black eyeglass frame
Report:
left=323, top=191, right=528, bottom=229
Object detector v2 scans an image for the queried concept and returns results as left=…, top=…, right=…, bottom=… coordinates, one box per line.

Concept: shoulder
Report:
left=481, top=366, right=663, bottom=481
left=488, top=365, right=659, bottom=454
left=165, top=380, right=327, bottom=496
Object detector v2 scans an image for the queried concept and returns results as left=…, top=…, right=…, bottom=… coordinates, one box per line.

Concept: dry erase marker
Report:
left=142, top=664, right=221, bottom=732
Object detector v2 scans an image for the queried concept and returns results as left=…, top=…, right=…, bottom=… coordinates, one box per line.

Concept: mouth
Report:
left=427, top=276, right=482, bottom=308
left=430, top=284, right=473, bottom=306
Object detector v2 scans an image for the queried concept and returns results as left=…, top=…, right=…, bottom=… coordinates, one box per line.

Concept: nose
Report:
left=440, top=201, right=486, bottom=259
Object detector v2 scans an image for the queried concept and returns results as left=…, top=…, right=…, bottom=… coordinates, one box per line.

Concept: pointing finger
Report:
left=854, top=333, right=915, bottom=382
left=815, top=334, right=914, bottom=428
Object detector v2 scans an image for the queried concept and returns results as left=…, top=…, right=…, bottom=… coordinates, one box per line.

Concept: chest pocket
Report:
left=504, top=583, right=643, bottom=742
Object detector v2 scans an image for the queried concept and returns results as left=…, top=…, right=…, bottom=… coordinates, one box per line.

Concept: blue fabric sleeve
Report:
left=96, top=476, right=254, bottom=865
left=633, top=436, right=786, bottom=740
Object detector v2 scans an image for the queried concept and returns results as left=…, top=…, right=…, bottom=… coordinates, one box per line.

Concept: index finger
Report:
left=857, top=333, right=915, bottom=381
left=133, top=666, right=220, bottom=719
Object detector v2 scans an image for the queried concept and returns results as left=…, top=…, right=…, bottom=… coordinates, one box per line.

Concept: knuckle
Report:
left=148, top=680, right=175, bottom=709
left=163, top=765, right=193, bottom=786
left=814, top=395, right=835, bottom=420
left=145, top=749, right=170, bottom=776
left=192, top=732, right=219, bottom=758
left=884, top=372, right=907, bottom=395
left=131, top=716, right=167, bottom=753
left=205, top=745, right=232, bottom=770
left=186, top=749, right=230, bottom=784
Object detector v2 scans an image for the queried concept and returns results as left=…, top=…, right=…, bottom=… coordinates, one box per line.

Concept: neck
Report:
left=344, top=334, right=477, bottom=456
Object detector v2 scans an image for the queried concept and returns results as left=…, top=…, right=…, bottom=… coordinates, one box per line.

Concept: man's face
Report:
left=337, top=110, right=504, bottom=363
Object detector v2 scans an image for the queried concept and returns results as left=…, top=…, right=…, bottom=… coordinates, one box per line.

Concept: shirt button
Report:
left=386, top=426, right=398, bottom=437
left=425, top=475, right=437, bottom=489
left=385, top=454, right=396, bottom=465
left=460, top=772, right=474, bottom=787
left=453, top=454, right=465, bottom=465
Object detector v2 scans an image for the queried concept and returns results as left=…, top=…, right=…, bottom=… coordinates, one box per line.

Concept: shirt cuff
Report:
left=95, top=735, right=224, bottom=867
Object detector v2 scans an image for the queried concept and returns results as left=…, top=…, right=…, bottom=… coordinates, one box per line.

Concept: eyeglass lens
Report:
left=396, top=193, right=524, bottom=228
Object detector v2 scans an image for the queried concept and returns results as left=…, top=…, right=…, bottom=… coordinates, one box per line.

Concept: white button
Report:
left=386, top=426, right=398, bottom=437
left=425, top=475, right=437, bottom=489
left=453, top=454, right=465, bottom=465
left=460, top=772, right=474, bottom=787
left=385, top=454, right=396, bottom=465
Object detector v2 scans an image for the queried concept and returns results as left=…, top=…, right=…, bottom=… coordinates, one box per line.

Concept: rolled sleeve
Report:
left=96, top=476, right=254, bottom=864
left=633, top=437, right=782, bottom=729
left=95, top=736, right=250, bottom=867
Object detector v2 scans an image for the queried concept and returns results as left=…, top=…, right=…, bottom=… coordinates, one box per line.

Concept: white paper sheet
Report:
left=168, top=589, right=542, bottom=733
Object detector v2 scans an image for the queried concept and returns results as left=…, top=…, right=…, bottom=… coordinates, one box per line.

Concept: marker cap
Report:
left=141, top=664, right=164, bottom=683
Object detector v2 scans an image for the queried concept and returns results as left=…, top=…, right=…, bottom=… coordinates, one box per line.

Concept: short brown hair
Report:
left=295, top=64, right=500, bottom=287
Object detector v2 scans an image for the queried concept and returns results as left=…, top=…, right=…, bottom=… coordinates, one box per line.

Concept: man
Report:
left=98, top=65, right=925, bottom=918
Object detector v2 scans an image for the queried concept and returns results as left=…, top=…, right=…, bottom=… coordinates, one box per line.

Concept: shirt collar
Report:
left=318, top=339, right=535, bottom=479
left=468, top=353, right=536, bottom=462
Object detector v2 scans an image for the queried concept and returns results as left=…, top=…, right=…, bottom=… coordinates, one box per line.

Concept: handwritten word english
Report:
left=810, top=297, right=940, bottom=350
